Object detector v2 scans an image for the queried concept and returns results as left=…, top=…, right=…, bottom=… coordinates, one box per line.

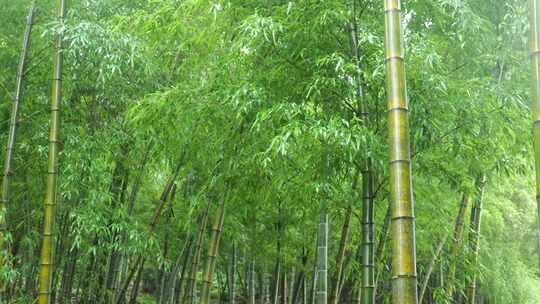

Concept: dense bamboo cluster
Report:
left=0, top=1, right=539, bottom=304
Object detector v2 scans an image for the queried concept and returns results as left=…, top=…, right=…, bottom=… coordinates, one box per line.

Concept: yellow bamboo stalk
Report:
left=200, top=195, right=226, bottom=304
left=37, top=1, right=66, bottom=303
left=383, top=1, right=418, bottom=303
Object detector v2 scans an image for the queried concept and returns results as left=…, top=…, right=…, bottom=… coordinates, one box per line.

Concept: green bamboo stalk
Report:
left=351, top=5, right=375, bottom=302
left=383, top=1, right=418, bottom=303
left=529, top=0, right=540, bottom=272
left=200, top=194, right=226, bottom=304
left=115, top=161, right=183, bottom=304
left=360, top=159, right=375, bottom=304
left=445, top=194, right=470, bottom=298
left=315, top=203, right=327, bottom=304
left=373, top=201, right=391, bottom=300
left=185, top=200, right=211, bottom=304
left=229, top=242, right=237, bottom=304
left=0, top=0, right=36, bottom=286
left=37, top=1, right=66, bottom=303
left=418, top=233, right=449, bottom=304
left=466, top=176, right=486, bottom=304
left=328, top=205, right=352, bottom=304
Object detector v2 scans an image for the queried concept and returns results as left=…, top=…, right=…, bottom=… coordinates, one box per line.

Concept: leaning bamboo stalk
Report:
left=37, top=1, right=65, bottom=303
left=384, top=1, right=418, bottom=303
left=199, top=194, right=226, bottom=304
left=445, top=194, right=470, bottom=297
left=0, top=2, right=36, bottom=279
left=115, top=160, right=183, bottom=304
left=418, top=233, right=449, bottom=304
left=466, top=176, right=486, bottom=304
left=529, top=0, right=540, bottom=271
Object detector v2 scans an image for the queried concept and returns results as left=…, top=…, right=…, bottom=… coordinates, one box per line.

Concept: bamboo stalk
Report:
left=230, top=242, right=237, bottom=304
left=185, top=200, right=211, bottom=304
left=0, top=2, right=36, bottom=280
left=37, top=1, right=66, bottom=303
left=466, top=176, right=486, bottom=304
left=200, top=194, right=226, bottom=304
left=373, top=200, right=391, bottom=299
left=315, top=203, right=328, bottom=304
left=328, top=205, right=352, bottom=304
left=384, top=1, right=418, bottom=303
left=351, top=5, right=376, bottom=302
left=445, top=194, right=470, bottom=298
left=360, top=160, right=375, bottom=304
left=418, top=233, right=449, bottom=304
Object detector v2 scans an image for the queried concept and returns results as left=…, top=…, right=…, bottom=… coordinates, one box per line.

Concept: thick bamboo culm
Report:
left=383, top=1, right=418, bottom=303
left=37, top=1, right=66, bottom=303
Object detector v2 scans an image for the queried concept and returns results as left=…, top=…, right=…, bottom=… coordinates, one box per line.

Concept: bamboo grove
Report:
left=1, top=0, right=540, bottom=303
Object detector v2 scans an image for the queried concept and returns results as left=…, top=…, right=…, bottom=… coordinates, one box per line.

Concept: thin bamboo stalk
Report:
left=466, top=176, right=486, bottom=304
left=0, top=2, right=36, bottom=280
left=328, top=206, right=352, bottom=304
left=315, top=203, right=328, bottom=304
left=418, top=233, right=449, bottom=304
left=445, top=194, right=470, bottom=297
left=351, top=5, right=376, bottom=302
left=384, top=1, right=418, bottom=303
left=229, top=242, right=237, bottom=304
left=37, top=1, right=66, bottom=303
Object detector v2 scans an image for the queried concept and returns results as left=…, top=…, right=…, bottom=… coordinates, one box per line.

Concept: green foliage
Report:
left=0, top=0, right=538, bottom=303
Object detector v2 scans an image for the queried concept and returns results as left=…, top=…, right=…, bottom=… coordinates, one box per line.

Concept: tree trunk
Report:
left=466, top=176, right=486, bottom=304
left=37, top=1, right=66, bottom=303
